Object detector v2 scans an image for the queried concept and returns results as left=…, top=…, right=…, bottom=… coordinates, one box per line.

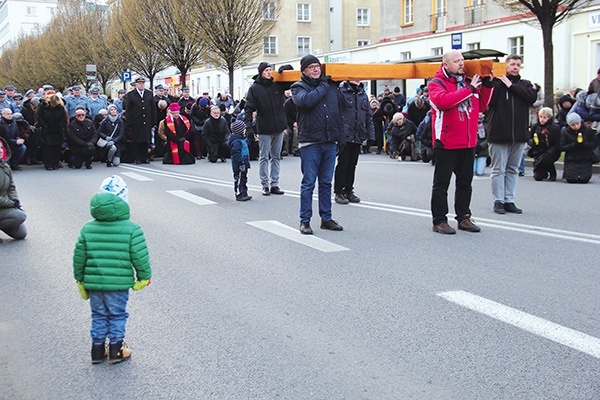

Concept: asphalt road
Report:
left=1, top=154, right=599, bottom=400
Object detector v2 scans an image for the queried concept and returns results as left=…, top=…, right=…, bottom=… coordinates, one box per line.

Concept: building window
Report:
left=26, top=6, right=36, bottom=16
left=508, top=36, right=524, bottom=59
left=357, top=8, right=370, bottom=26
left=297, top=3, right=311, bottom=22
left=431, top=47, right=443, bottom=56
left=357, top=40, right=370, bottom=47
left=205, top=77, right=210, bottom=92
left=402, top=0, right=414, bottom=25
left=216, top=75, right=221, bottom=90
left=467, top=42, right=480, bottom=50
left=400, top=51, right=411, bottom=61
left=263, top=1, right=278, bottom=20
left=297, top=36, right=311, bottom=56
left=470, top=0, right=485, bottom=4
left=263, top=36, right=277, bottom=56
left=47, top=7, right=55, bottom=16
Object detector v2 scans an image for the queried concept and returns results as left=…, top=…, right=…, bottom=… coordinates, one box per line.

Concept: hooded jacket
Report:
left=428, top=67, right=493, bottom=150
left=73, top=193, right=151, bottom=291
left=339, top=81, right=375, bottom=144
left=243, top=75, right=288, bottom=135
left=0, top=138, right=18, bottom=209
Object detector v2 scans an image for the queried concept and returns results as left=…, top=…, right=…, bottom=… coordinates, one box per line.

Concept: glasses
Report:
left=306, top=64, right=321, bottom=71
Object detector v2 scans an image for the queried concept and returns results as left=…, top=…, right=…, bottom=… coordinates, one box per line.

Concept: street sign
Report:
left=86, top=75, right=96, bottom=80
left=86, top=64, right=97, bottom=73
left=121, top=71, right=132, bottom=82
left=451, top=33, right=462, bottom=50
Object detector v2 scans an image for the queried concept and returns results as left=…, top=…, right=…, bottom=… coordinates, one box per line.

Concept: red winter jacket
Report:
left=428, top=67, right=493, bottom=150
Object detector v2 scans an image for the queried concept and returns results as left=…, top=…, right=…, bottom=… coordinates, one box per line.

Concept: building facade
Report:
left=0, top=0, right=58, bottom=51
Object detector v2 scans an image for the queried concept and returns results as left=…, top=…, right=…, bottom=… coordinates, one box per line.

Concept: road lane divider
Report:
left=247, top=220, right=349, bottom=253
left=438, top=290, right=600, bottom=359
left=167, top=190, right=217, bottom=206
left=121, top=171, right=154, bottom=181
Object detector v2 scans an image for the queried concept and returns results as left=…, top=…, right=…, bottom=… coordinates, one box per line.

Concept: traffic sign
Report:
left=121, top=71, right=132, bottom=82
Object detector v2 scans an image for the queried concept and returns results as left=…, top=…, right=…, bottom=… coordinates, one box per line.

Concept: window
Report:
left=297, top=36, right=311, bottom=56
left=509, top=36, right=524, bottom=60
left=357, top=8, right=370, bottom=26
left=357, top=40, right=370, bottom=47
left=402, top=0, right=414, bottom=25
left=400, top=51, right=411, bottom=61
left=431, top=47, right=443, bottom=56
left=297, top=3, right=311, bottom=22
left=263, top=36, right=277, bottom=56
left=26, top=6, right=36, bottom=16
left=435, top=0, right=446, bottom=14
left=467, top=42, right=480, bottom=50
left=205, top=77, right=210, bottom=92
left=216, top=75, right=221, bottom=90
left=469, top=0, right=484, bottom=4
left=263, top=1, right=278, bottom=20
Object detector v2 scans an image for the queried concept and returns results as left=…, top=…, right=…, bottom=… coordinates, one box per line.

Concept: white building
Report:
left=0, top=0, right=58, bottom=51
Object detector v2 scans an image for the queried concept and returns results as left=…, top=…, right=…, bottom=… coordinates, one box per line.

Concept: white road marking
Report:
left=167, top=190, right=216, bottom=206
left=120, top=171, right=154, bottom=181
left=438, top=290, right=600, bottom=359
left=119, top=165, right=600, bottom=245
left=247, top=220, right=349, bottom=253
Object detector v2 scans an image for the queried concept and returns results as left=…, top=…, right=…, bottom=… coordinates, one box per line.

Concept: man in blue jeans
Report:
left=291, top=54, right=346, bottom=235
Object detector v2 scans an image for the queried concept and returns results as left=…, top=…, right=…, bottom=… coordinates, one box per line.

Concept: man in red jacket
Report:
left=428, top=50, right=493, bottom=234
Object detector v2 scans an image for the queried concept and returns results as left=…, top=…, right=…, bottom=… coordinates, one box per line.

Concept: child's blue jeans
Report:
left=89, top=290, right=129, bottom=344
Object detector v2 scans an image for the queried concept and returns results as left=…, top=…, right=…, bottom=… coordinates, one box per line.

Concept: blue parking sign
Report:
left=121, top=71, right=132, bottom=82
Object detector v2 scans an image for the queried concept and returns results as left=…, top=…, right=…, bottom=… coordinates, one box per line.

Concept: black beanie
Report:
left=258, top=62, right=271, bottom=76
left=300, top=55, right=320, bottom=72
left=278, top=64, right=294, bottom=73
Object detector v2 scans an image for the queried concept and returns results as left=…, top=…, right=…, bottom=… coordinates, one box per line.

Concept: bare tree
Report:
left=117, top=0, right=203, bottom=88
left=191, top=0, right=280, bottom=98
left=107, top=3, right=170, bottom=90
left=494, top=0, right=594, bottom=106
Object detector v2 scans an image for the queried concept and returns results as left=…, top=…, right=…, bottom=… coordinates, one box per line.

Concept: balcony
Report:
left=465, top=4, right=486, bottom=27
left=430, top=12, right=447, bottom=33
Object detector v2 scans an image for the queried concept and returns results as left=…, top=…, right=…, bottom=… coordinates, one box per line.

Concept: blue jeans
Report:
left=300, top=142, right=337, bottom=223
left=9, top=143, right=26, bottom=168
left=89, top=290, right=129, bottom=344
left=489, top=142, right=525, bottom=203
left=258, top=132, right=284, bottom=188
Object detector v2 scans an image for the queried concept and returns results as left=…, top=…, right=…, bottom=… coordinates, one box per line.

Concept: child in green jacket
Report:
left=73, top=175, right=151, bottom=364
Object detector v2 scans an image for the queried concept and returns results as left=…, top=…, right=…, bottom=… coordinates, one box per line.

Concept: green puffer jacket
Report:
left=73, top=192, right=151, bottom=291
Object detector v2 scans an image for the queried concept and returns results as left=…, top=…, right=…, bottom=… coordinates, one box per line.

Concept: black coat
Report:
left=35, top=101, right=68, bottom=146
left=339, top=81, right=375, bottom=144
left=68, top=119, right=98, bottom=153
left=124, top=89, right=156, bottom=143
left=560, top=125, right=598, bottom=182
left=527, top=121, right=560, bottom=161
left=244, top=76, right=288, bottom=135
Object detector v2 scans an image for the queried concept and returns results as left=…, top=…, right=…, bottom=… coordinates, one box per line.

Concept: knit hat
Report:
left=107, top=104, right=118, bottom=112
left=258, top=62, right=271, bottom=75
left=300, top=54, right=320, bottom=72
left=199, top=98, right=209, bottom=107
left=566, top=112, right=581, bottom=126
left=168, top=102, right=180, bottom=112
left=278, top=64, right=294, bottom=73
left=230, top=119, right=246, bottom=136
left=99, top=175, right=128, bottom=202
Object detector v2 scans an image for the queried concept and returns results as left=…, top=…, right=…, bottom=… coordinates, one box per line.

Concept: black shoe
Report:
left=493, top=201, right=506, bottom=214
left=293, top=151, right=300, bottom=157
left=432, top=222, right=456, bottom=234
left=106, top=161, right=113, bottom=167
left=91, top=343, right=107, bottom=364
left=345, top=191, right=361, bottom=203
left=220, top=157, right=226, bottom=162
left=108, top=341, right=131, bottom=364
left=320, top=219, right=343, bottom=231
left=299, top=222, right=313, bottom=235
left=262, top=187, right=270, bottom=196
left=270, top=186, right=284, bottom=195
left=549, top=174, right=557, bottom=182
left=135, top=160, right=141, bottom=164
left=141, top=160, right=150, bottom=164
left=335, top=193, right=349, bottom=204
left=85, top=164, right=92, bottom=170
left=518, top=172, right=525, bottom=177
left=236, top=194, right=252, bottom=201
left=504, top=202, right=522, bottom=214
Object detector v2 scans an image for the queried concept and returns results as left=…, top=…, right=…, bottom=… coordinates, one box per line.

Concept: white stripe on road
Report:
left=438, top=290, right=600, bottom=359
left=121, top=171, right=154, bottom=181
left=119, top=165, right=600, bottom=245
left=167, top=190, right=216, bottom=206
left=247, top=220, right=349, bottom=253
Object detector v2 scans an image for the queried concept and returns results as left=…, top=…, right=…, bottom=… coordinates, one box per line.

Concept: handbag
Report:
left=97, top=123, right=119, bottom=147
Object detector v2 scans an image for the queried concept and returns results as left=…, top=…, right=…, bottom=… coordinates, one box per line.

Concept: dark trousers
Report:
left=533, top=155, right=557, bottom=181
left=431, top=147, right=475, bottom=225
left=71, top=149, right=93, bottom=169
left=233, top=169, right=248, bottom=196
left=334, top=142, right=361, bottom=194
left=133, top=142, right=148, bottom=162
left=41, top=143, right=61, bottom=169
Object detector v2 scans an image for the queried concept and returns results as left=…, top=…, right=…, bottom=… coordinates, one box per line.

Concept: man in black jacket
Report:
left=124, top=77, right=157, bottom=164
left=244, top=62, right=288, bottom=196
left=483, top=55, right=537, bottom=214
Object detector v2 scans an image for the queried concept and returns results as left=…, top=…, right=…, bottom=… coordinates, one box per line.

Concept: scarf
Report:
left=448, top=72, right=472, bottom=114
left=108, top=115, right=118, bottom=123
left=166, top=115, right=191, bottom=164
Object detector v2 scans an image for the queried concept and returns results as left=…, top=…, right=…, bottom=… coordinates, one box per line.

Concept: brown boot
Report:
left=108, top=341, right=132, bottom=364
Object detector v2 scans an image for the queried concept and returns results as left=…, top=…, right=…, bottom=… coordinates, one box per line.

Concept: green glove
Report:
left=132, top=279, right=151, bottom=291
left=76, top=281, right=89, bottom=300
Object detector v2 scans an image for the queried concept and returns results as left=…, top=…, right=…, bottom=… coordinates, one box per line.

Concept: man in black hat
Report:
left=291, top=54, right=345, bottom=234
left=243, top=62, right=289, bottom=196
left=124, top=77, right=156, bottom=164
left=177, top=86, right=195, bottom=110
